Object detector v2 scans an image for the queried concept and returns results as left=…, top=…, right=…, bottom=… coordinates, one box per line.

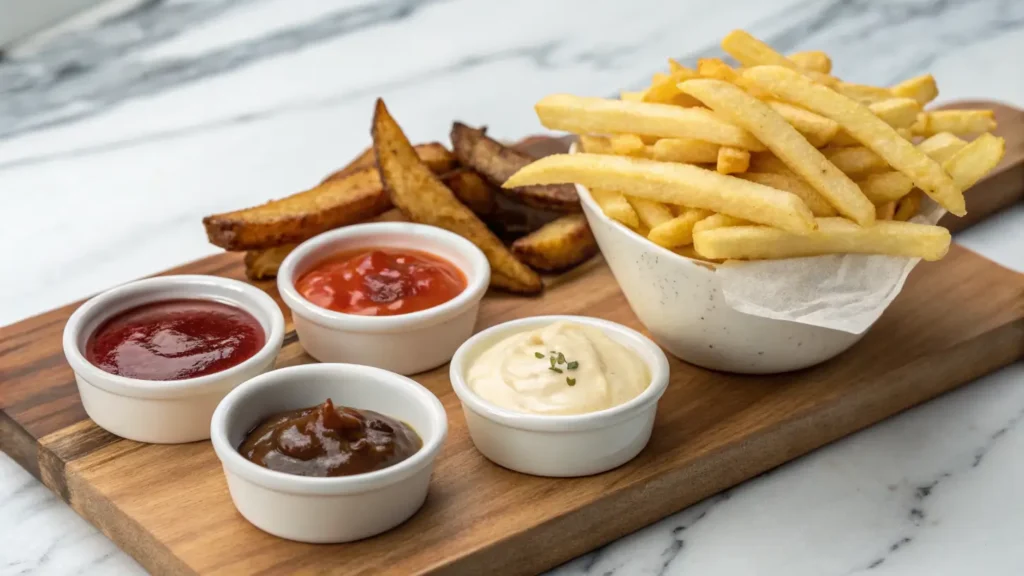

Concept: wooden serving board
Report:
left=1, top=102, right=1022, bottom=576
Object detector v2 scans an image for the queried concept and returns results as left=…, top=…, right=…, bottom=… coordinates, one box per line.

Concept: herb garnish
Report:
left=566, top=377, right=576, bottom=386
left=549, top=367, right=563, bottom=374
left=566, top=361, right=579, bottom=370
left=538, top=349, right=580, bottom=384
left=534, top=352, right=545, bottom=359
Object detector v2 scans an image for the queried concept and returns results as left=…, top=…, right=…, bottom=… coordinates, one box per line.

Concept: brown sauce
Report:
left=239, top=399, right=422, bottom=477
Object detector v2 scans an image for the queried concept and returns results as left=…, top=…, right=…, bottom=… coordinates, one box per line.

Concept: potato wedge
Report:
left=203, top=167, right=393, bottom=250
left=374, top=100, right=542, bottom=294
left=450, top=122, right=580, bottom=212
left=504, top=153, right=816, bottom=234
left=511, top=214, right=599, bottom=272
left=441, top=168, right=497, bottom=216
left=743, top=65, right=965, bottom=215
left=322, top=142, right=456, bottom=183
left=679, top=78, right=875, bottom=225
left=534, top=94, right=765, bottom=150
left=693, top=217, right=950, bottom=261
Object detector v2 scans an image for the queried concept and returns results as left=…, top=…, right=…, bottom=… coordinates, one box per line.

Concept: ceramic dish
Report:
left=277, top=222, right=490, bottom=375
left=572, top=143, right=867, bottom=373
left=210, top=363, right=447, bottom=543
left=449, top=315, right=670, bottom=477
left=62, top=275, right=285, bottom=443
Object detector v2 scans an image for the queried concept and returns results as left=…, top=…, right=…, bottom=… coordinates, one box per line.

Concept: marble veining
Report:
left=1, top=0, right=1022, bottom=574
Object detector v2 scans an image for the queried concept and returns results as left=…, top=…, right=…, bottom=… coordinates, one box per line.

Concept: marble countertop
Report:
left=1, top=0, right=1022, bottom=574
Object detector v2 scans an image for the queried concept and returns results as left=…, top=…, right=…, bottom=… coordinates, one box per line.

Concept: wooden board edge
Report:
left=0, top=409, right=41, bottom=479
left=430, top=318, right=1024, bottom=575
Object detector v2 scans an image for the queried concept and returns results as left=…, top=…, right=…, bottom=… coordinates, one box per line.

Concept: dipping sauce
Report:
left=239, top=399, right=422, bottom=477
left=467, top=322, right=649, bottom=415
left=85, top=299, right=265, bottom=381
left=295, top=248, right=466, bottom=316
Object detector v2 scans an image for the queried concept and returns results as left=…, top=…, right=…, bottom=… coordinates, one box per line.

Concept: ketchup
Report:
left=85, top=299, right=265, bottom=381
left=295, top=248, right=466, bottom=316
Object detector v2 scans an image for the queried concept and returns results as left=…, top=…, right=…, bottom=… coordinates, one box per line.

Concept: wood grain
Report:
left=0, top=102, right=1022, bottom=576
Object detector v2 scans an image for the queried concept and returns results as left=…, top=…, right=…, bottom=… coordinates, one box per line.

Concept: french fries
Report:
left=917, top=132, right=967, bottom=164
left=322, top=143, right=457, bottom=183
left=716, top=146, right=750, bottom=174
left=942, top=132, right=1005, bottom=190
left=876, top=201, right=896, bottom=221
left=511, top=214, right=598, bottom=272
left=890, top=74, right=939, bottom=106
left=742, top=65, right=966, bottom=215
left=855, top=171, right=915, bottom=204
left=535, top=94, right=766, bottom=150
left=787, top=50, right=832, bottom=74
left=679, top=78, right=875, bottom=225
left=693, top=213, right=750, bottom=234
left=648, top=208, right=713, bottom=248
left=894, top=190, right=923, bottom=222
left=737, top=172, right=837, bottom=217
left=628, top=196, right=675, bottom=229
left=450, top=122, right=579, bottom=212
left=504, top=153, right=817, bottom=234
left=693, top=218, right=950, bottom=261
left=649, top=138, right=721, bottom=163
left=203, top=167, right=393, bottom=250
left=374, top=100, right=543, bottom=294
left=765, top=101, right=840, bottom=147
left=910, top=110, right=997, bottom=136
left=590, top=188, right=639, bottom=228
left=822, top=146, right=888, bottom=175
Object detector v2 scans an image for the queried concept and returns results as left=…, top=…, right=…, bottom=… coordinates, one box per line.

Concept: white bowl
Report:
left=210, top=363, right=447, bottom=543
left=277, top=222, right=490, bottom=375
left=449, top=315, right=670, bottom=477
left=62, top=275, right=285, bottom=444
left=576, top=183, right=867, bottom=374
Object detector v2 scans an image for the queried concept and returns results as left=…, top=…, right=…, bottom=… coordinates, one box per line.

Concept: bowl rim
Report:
left=210, top=363, right=448, bottom=495
left=449, top=315, right=670, bottom=431
left=277, top=222, right=491, bottom=334
left=62, top=275, right=286, bottom=399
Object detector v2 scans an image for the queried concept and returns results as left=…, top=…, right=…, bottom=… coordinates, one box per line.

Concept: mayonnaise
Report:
left=467, top=321, right=650, bottom=415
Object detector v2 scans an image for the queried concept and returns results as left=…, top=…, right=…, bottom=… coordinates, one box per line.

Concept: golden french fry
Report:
left=679, top=78, right=875, bottom=225
left=621, top=90, right=646, bottom=102
left=627, top=196, right=675, bottom=228
left=748, top=152, right=792, bottom=175
left=893, top=190, right=922, bottom=221
left=743, top=66, right=966, bottom=215
left=579, top=134, right=615, bottom=155
left=590, top=188, right=640, bottom=228
left=668, top=58, right=685, bottom=73
left=765, top=101, right=840, bottom=147
left=876, top=201, right=896, bottom=220
left=891, top=74, right=938, bottom=106
left=504, top=153, right=817, bottom=233
left=693, top=217, right=950, bottom=261
left=855, top=171, right=915, bottom=204
left=910, top=110, right=997, bottom=136
left=648, top=208, right=714, bottom=248
left=738, top=172, right=837, bottom=217
left=644, top=69, right=703, bottom=106
left=535, top=94, right=765, bottom=150
left=716, top=146, right=751, bottom=174
left=649, top=138, right=721, bottom=163
left=942, top=133, right=1006, bottom=190
left=821, top=146, right=888, bottom=175
left=787, top=50, right=832, bottom=74
left=832, top=82, right=893, bottom=104
left=829, top=98, right=923, bottom=146
left=610, top=134, right=647, bottom=157
left=722, top=30, right=797, bottom=70
left=693, top=213, right=750, bottom=234
left=917, top=132, right=968, bottom=164
left=696, top=58, right=774, bottom=98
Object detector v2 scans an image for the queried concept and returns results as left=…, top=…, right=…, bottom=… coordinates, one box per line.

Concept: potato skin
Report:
left=511, top=214, right=599, bottom=272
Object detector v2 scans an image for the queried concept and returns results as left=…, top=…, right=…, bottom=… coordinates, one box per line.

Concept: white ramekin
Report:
left=210, top=363, right=447, bottom=543
left=62, top=275, right=285, bottom=444
left=277, top=222, right=490, bottom=376
left=449, top=315, right=670, bottom=477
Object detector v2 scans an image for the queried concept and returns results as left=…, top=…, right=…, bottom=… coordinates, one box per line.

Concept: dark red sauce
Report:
left=295, top=248, right=466, bottom=316
left=85, top=299, right=265, bottom=381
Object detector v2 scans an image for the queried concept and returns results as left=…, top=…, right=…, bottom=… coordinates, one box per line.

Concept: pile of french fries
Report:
left=203, top=105, right=600, bottom=295
left=505, top=30, right=1006, bottom=262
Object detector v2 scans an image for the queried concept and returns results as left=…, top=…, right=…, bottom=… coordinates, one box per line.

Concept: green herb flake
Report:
left=534, top=352, right=545, bottom=359
left=567, top=377, right=576, bottom=386
left=549, top=367, right=563, bottom=374
left=567, top=361, right=579, bottom=370
left=557, top=352, right=567, bottom=365
left=549, top=356, right=556, bottom=368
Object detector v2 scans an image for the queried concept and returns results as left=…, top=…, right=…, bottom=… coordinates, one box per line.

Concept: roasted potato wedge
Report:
left=511, top=214, right=599, bottom=272
left=242, top=209, right=407, bottom=280
left=321, top=142, right=457, bottom=183
left=441, top=168, right=497, bottom=216
left=203, top=167, right=392, bottom=250
left=374, top=101, right=543, bottom=294
left=450, top=122, right=580, bottom=213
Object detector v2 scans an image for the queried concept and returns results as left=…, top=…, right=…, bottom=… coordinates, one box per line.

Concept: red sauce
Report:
left=295, top=248, right=466, bottom=316
left=85, top=299, right=265, bottom=381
